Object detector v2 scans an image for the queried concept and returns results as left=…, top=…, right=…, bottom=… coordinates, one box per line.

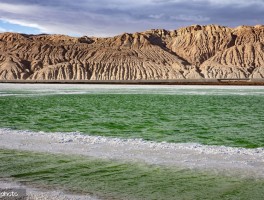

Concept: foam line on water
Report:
left=1, top=128, right=263, bottom=155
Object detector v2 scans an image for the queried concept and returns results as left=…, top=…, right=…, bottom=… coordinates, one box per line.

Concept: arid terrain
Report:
left=0, top=24, right=263, bottom=80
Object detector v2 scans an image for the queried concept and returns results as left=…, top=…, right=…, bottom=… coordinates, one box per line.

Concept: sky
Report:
left=0, top=0, right=263, bottom=37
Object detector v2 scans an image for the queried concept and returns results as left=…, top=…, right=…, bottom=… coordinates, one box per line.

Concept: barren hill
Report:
left=0, top=24, right=263, bottom=80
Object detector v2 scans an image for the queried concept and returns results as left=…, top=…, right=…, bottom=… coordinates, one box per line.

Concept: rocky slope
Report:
left=0, top=24, right=263, bottom=80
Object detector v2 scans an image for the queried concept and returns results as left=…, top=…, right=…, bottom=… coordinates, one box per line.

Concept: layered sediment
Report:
left=0, top=25, right=263, bottom=80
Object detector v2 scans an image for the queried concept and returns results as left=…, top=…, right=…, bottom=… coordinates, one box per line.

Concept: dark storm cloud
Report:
left=0, top=0, right=263, bottom=36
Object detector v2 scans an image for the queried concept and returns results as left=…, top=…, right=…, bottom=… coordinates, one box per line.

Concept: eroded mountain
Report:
left=0, top=24, right=263, bottom=80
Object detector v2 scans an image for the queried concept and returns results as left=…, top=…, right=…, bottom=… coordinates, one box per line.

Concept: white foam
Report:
left=2, top=128, right=263, bottom=155
left=0, top=128, right=264, bottom=178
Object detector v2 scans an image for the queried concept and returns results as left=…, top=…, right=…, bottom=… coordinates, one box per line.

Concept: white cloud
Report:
left=154, top=0, right=264, bottom=7
left=149, top=14, right=164, bottom=19
left=1, top=18, right=45, bottom=32
left=193, top=0, right=264, bottom=7
left=0, top=2, right=40, bottom=15
left=170, top=15, right=210, bottom=22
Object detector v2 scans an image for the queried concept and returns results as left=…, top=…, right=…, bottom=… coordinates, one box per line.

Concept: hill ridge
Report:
left=0, top=24, right=263, bottom=80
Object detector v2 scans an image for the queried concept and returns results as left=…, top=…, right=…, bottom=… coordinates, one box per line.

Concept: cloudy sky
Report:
left=0, top=0, right=263, bottom=37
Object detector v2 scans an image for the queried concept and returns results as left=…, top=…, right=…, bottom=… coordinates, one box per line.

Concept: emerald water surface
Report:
left=1, top=149, right=264, bottom=200
left=0, top=84, right=264, bottom=148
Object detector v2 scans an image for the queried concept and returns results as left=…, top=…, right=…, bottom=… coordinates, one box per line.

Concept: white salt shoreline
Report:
left=0, top=179, right=100, bottom=200
left=1, top=84, right=264, bottom=97
left=0, top=128, right=264, bottom=178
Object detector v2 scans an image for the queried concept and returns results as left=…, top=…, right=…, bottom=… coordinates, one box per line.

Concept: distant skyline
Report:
left=0, top=0, right=263, bottom=37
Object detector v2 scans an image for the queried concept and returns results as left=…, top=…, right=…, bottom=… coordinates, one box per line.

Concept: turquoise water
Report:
left=0, top=84, right=264, bottom=148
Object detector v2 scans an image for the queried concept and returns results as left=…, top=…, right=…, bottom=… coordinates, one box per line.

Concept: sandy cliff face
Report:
left=0, top=25, right=263, bottom=80
left=200, top=25, right=264, bottom=79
